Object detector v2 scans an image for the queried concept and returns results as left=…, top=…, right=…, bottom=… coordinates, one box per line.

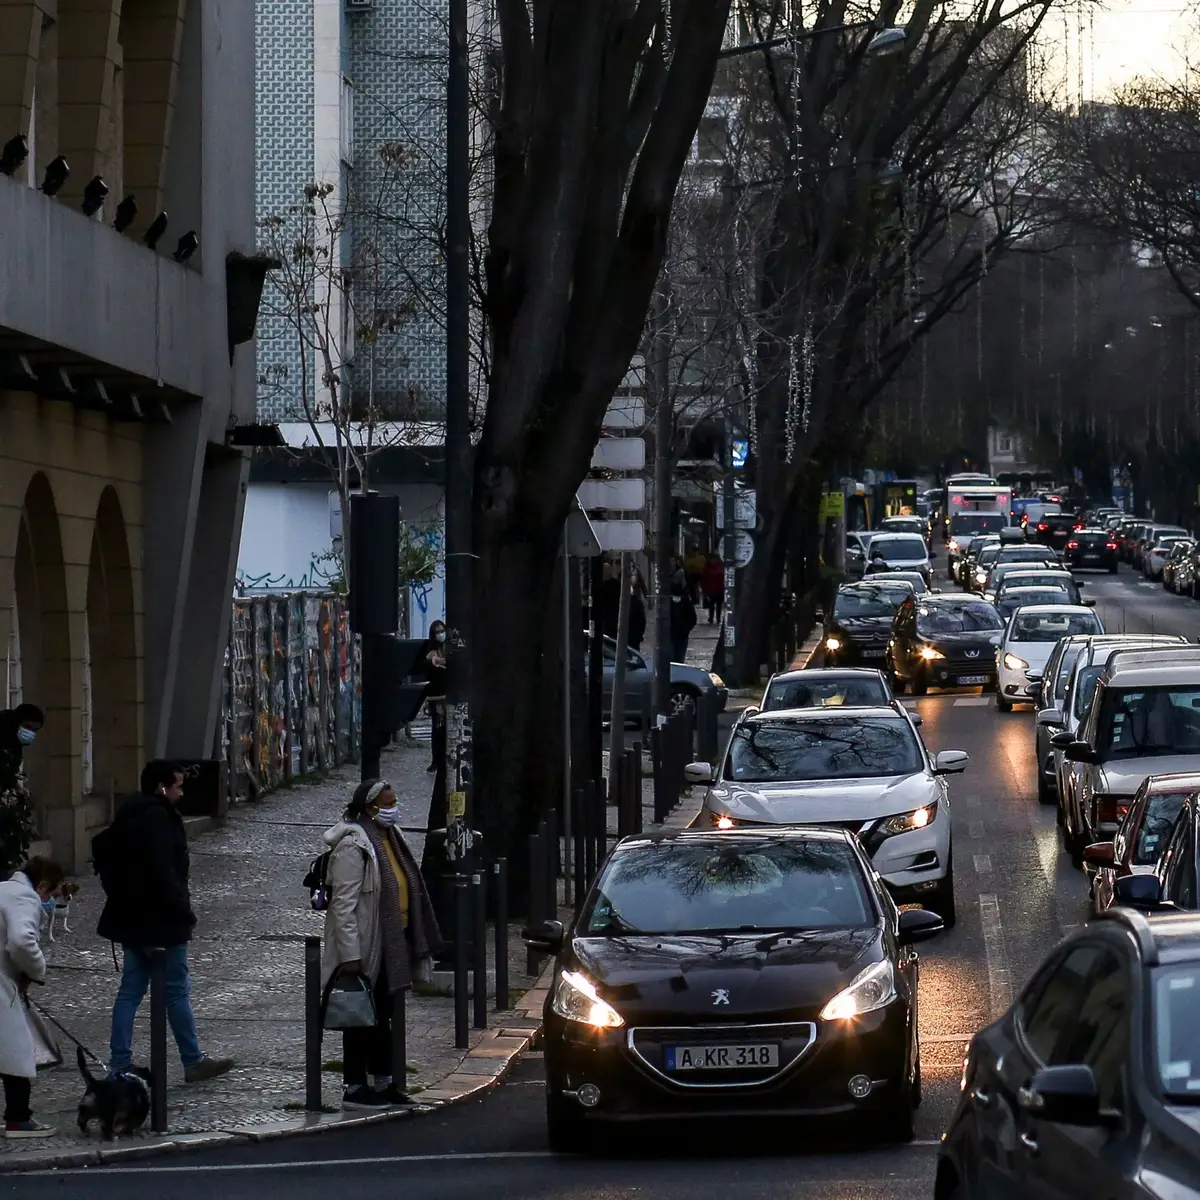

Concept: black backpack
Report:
left=91, top=810, right=135, bottom=897
left=303, top=844, right=367, bottom=912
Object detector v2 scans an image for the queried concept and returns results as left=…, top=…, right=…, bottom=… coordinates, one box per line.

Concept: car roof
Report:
left=1143, top=770, right=1200, bottom=796
left=768, top=668, right=887, bottom=684
left=1000, top=586, right=1071, bottom=596
left=744, top=706, right=905, bottom=726
left=1102, top=646, right=1200, bottom=684
left=1094, top=908, right=1200, bottom=966
left=916, top=594, right=995, bottom=608
left=616, top=826, right=857, bottom=850
left=1009, top=604, right=1093, bottom=616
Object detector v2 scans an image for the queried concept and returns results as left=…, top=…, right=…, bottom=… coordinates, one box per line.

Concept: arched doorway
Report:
left=12, top=473, right=72, bottom=823
left=86, top=488, right=139, bottom=803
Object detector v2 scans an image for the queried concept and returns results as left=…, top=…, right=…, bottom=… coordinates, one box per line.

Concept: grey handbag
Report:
left=322, top=973, right=377, bottom=1031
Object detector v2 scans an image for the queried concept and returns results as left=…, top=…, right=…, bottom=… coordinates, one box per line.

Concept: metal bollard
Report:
left=149, top=948, right=168, bottom=1133
left=493, top=858, right=510, bottom=1011
left=472, top=872, right=488, bottom=1030
left=391, top=989, right=407, bottom=1089
left=527, top=831, right=546, bottom=975
left=453, top=875, right=470, bottom=1049
left=304, top=935, right=322, bottom=1112
left=630, top=743, right=644, bottom=835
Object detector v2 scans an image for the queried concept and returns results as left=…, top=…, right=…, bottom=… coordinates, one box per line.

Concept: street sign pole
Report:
left=720, top=418, right=738, bottom=682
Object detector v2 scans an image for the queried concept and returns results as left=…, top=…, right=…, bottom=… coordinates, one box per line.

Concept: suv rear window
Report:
left=1043, top=515, right=1076, bottom=530
left=1075, top=532, right=1108, bottom=546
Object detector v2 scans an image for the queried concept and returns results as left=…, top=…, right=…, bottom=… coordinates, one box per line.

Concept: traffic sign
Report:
left=715, top=489, right=756, bottom=530
left=578, top=478, right=646, bottom=512
left=722, top=530, right=754, bottom=568
left=594, top=519, right=645, bottom=552
left=591, top=437, right=646, bottom=471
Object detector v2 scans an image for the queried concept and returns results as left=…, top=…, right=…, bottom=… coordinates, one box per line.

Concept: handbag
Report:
left=321, top=972, right=377, bottom=1031
left=24, top=998, right=62, bottom=1070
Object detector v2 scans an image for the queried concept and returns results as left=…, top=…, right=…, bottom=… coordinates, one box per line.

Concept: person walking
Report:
left=669, top=572, right=697, bottom=664
left=628, top=567, right=648, bottom=653
left=0, top=856, right=64, bottom=1138
left=0, top=706, right=44, bottom=876
left=322, top=779, right=443, bottom=1110
left=93, top=760, right=233, bottom=1082
left=424, top=620, right=448, bottom=775
left=701, top=553, right=725, bottom=624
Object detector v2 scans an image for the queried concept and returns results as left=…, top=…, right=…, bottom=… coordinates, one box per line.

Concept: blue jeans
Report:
left=108, top=944, right=203, bottom=1071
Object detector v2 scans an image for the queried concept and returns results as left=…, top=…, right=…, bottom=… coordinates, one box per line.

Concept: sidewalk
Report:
left=0, top=738, right=544, bottom=1172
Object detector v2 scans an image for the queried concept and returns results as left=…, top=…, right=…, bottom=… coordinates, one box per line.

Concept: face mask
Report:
left=16, top=728, right=36, bottom=746
left=434, top=631, right=446, bottom=644
left=372, top=807, right=400, bottom=828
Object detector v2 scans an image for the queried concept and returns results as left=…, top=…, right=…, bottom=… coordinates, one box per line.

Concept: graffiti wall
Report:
left=215, top=593, right=361, bottom=803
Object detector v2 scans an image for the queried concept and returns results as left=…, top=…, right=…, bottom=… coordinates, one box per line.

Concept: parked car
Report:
left=597, top=636, right=727, bottom=722
left=693, top=707, right=966, bottom=922
left=886, top=594, right=1004, bottom=695
left=846, top=531, right=873, bottom=579
left=1084, top=771, right=1200, bottom=914
left=821, top=581, right=914, bottom=668
left=995, top=604, right=1104, bottom=712
left=936, top=908, right=1200, bottom=1200
left=1146, top=535, right=1193, bottom=581
left=759, top=667, right=894, bottom=712
left=1063, top=528, right=1119, bottom=573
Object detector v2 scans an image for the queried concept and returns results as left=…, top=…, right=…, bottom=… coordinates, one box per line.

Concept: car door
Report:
left=1161, top=816, right=1198, bottom=911
left=888, top=598, right=914, bottom=680
left=1016, top=945, right=1141, bottom=1199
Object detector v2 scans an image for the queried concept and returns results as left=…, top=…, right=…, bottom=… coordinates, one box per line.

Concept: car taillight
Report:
left=1106, top=542, right=1118, bottom=550
left=1073, top=524, right=1083, bottom=531
left=1066, top=541, right=1079, bottom=549
left=1037, top=523, right=1048, bottom=531
left=1096, top=795, right=1131, bottom=826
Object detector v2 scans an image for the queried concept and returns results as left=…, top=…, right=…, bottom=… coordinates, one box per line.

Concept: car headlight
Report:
left=552, top=970, right=625, bottom=1029
left=820, top=959, right=897, bottom=1021
left=709, top=672, right=725, bottom=688
left=919, top=645, right=944, bottom=661
left=974, top=568, right=987, bottom=581
left=1003, top=652, right=1029, bottom=671
left=825, top=635, right=842, bottom=651
left=710, top=811, right=737, bottom=830
left=877, top=800, right=938, bottom=836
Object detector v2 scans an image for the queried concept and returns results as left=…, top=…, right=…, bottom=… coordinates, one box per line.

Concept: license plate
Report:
left=666, top=1044, right=780, bottom=1071
left=957, top=674, right=988, bottom=685
left=860, top=648, right=885, bottom=658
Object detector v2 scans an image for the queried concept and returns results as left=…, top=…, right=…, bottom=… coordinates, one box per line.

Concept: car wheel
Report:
left=546, top=1090, right=588, bottom=1154
left=669, top=686, right=697, bottom=719
left=910, top=671, right=928, bottom=696
left=1037, top=768, right=1055, bottom=807
left=996, top=694, right=1013, bottom=712
left=929, top=861, right=957, bottom=929
left=889, top=670, right=906, bottom=695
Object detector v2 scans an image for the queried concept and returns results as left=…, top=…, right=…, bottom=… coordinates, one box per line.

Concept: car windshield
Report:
left=763, top=676, right=890, bottom=710
left=582, top=838, right=875, bottom=935
left=869, top=536, right=926, bottom=563
left=1073, top=665, right=1103, bottom=719
left=916, top=603, right=1003, bottom=634
left=999, top=550, right=1058, bottom=565
left=1074, top=532, right=1109, bottom=546
left=1097, top=687, right=1200, bottom=760
left=833, top=586, right=910, bottom=619
left=1043, top=515, right=1076, bottom=530
left=951, top=513, right=1005, bottom=535
left=1154, top=966, right=1200, bottom=1101
left=727, top=717, right=924, bottom=783
left=977, top=548, right=1002, bottom=568
left=997, top=589, right=1072, bottom=619
left=1134, top=793, right=1190, bottom=865
left=1011, top=612, right=1101, bottom=643
left=998, top=573, right=1073, bottom=595
left=883, top=519, right=925, bottom=535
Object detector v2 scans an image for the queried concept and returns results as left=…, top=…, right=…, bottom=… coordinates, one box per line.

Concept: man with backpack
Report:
left=93, top=760, right=233, bottom=1082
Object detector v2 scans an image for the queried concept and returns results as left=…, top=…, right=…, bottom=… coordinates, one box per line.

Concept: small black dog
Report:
left=76, top=1046, right=153, bottom=1139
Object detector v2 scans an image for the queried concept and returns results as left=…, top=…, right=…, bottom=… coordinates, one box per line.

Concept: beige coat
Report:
left=0, top=872, right=46, bottom=1078
left=320, top=821, right=382, bottom=990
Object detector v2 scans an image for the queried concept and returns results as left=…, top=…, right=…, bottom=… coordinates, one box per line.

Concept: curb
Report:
left=0, top=961, right=558, bottom=1176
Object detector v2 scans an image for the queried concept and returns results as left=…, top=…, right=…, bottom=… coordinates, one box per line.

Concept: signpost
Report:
left=721, top=530, right=754, bottom=568
left=715, top=488, right=756, bottom=530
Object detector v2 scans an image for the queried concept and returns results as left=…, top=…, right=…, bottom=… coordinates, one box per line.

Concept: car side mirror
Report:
left=1027, top=682, right=1043, bottom=702
left=1082, top=598, right=1096, bottom=607
left=1049, top=730, right=1075, bottom=748
left=910, top=713, right=923, bottom=727
left=897, top=908, right=944, bottom=945
left=1083, top=841, right=1116, bottom=867
left=1037, top=709, right=1064, bottom=728
left=684, top=762, right=714, bottom=784
left=933, top=750, right=970, bottom=775
left=1019, top=1065, right=1103, bottom=1126
left=522, top=919, right=565, bottom=956
left=1114, top=873, right=1164, bottom=909
left=1074, top=580, right=1085, bottom=587
left=1064, top=740, right=1097, bottom=764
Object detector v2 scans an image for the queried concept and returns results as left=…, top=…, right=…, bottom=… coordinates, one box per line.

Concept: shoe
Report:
left=5, top=1120, right=56, bottom=1139
left=184, top=1056, right=234, bottom=1083
left=378, top=1084, right=412, bottom=1106
left=342, top=1085, right=393, bottom=1111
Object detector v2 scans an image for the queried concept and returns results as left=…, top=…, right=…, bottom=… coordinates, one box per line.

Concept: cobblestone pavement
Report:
left=2, top=739, right=539, bottom=1157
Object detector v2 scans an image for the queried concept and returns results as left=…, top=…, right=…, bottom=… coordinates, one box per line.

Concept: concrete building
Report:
left=0, top=0, right=258, bottom=868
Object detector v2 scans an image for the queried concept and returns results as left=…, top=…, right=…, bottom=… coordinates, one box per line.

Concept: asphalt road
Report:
left=6, top=559, right=1189, bottom=1200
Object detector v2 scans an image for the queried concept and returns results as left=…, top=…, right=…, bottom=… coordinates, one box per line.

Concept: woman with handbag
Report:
left=0, top=856, right=64, bottom=1137
left=321, top=779, right=442, bottom=1110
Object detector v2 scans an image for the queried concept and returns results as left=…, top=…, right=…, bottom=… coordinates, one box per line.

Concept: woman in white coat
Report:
left=0, top=857, right=64, bottom=1138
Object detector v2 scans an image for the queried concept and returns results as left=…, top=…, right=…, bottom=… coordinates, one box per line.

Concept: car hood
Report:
left=1099, top=755, right=1200, bottom=793
left=709, top=773, right=937, bottom=823
left=569, top=929, right=881, bottom=1023
left=829, top=617, right=894, bottom=639
left=1005, top=642, right=1056, bottom=670
left=923, top=631, right=1002, bottom=651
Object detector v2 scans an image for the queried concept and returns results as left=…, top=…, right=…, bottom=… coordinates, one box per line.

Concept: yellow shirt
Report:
left=382, top=834, right=410, bottom=930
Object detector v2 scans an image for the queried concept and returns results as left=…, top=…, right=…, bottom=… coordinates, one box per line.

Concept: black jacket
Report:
left=96, top=794, right=196, bottom=947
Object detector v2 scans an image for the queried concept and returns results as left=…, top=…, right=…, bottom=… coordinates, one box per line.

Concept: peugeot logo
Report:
left=964, top=649, right=980, bottom=659
left=711, top=989, right=731, bottom=1006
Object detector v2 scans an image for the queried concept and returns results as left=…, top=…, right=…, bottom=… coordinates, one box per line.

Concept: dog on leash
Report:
left=41, top=881, right=80, bottom=943
left=76, top=1046, right=153, bottom=1140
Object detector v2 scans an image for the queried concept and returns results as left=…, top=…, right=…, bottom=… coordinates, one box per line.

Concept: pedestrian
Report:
left=322, top=779, right=443, bottom=1110
left=669, top=572, right=697, bottom=663
left=597, top=557, right=621, bottom=639
left=0, top=856, right=65, bottom=1137
left=701, top=553, right=725, bottom=624
left=0, top=706, right=44, bottom=877
left=684, top=547, right=706, bottom=603
left=424, top=620, right=448, bottom=775
left=93, top=760, right=234, bottom=1082
left=628, top=567, right=647, bottom=653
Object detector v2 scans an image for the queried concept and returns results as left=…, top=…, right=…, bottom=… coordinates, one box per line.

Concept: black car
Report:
left=1108, top=792, right=1200, bottom=915
left=1064, top=529, right=1119, bottom=573
left=1032, top=512, right=1079, bottom=551
left=936, top=907, right=1200, bottom=1200
left=527, top=828, right=944, bottom=1151
left=821, top=581, right=914, bottom=668
left=886, top=595, right=1004, bottom=695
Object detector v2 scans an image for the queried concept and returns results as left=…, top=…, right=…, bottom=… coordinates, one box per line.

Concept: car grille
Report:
left=939, top=645, right=994, bottom=663
left=628, top=1021, right=817, bottom=1089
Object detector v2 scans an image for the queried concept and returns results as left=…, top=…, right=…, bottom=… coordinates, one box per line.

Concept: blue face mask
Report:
left=16, top=727, right=36, bottom=746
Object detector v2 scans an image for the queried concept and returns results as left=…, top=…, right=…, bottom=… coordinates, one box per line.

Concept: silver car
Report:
left=863, top=533, right=933, bottom=586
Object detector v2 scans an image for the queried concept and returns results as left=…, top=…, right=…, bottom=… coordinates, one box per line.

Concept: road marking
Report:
left=952, top=697, right=991, bottom=707
left=979, top=894, right=1013, bottom=1017
left=920, top=1034, right=974, bottom=1043
left=968, top=820, right=984, bottom=839
left=973, top=854, right=992, bottom=874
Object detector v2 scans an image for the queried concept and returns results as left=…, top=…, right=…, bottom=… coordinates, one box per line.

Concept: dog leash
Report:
left=27, top=998, right=106, bottom=1067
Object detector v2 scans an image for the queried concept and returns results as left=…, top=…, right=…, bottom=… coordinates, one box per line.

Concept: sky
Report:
left=1060, top=0, right=1194, bottom=97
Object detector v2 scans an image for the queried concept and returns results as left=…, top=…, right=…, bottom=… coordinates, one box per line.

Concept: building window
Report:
left=340, top=76, right=354, bottom=165
left=996, top=434, right=1014, bottom=455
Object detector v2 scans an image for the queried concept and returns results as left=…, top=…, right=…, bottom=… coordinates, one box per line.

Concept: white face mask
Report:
left=372, top=807, right=400, bottom=828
